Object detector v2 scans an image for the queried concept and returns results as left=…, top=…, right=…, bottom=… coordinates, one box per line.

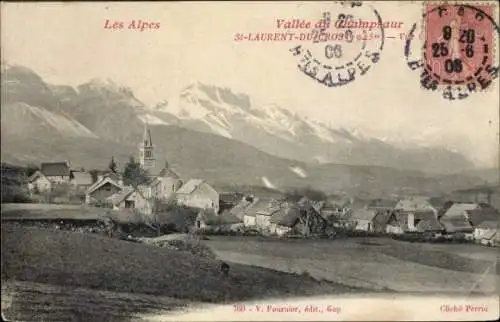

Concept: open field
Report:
left=1, top=224, right=366, bottom=321
left=203, top=236, right=500, bottom=294
left=1, top=203, right=109, bottom=221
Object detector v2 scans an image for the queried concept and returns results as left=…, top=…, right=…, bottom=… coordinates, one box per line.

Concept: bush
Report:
left=150, top=238, right=217, bottom=259
left=1, top=184, right=31, bottom=203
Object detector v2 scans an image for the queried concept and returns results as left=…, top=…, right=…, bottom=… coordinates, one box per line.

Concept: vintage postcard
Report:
left=1, top=1, right=499, bottom=321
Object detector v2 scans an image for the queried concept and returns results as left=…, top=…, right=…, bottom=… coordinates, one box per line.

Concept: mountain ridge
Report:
left=1, top=63, right=492, bottom=197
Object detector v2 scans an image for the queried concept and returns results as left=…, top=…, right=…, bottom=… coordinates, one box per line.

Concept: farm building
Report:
left=349, top=208, right=392, bottom=233
left=39, top=161, right=72, bottom=184
left=175, top=179, right=219, bottom=214
left=70, top=171, right=93, bottom=192
left=108, top=187, right=153, bottom=216
left=27, top=170, right=52, bottom=192
left=241, top=198, right=273, bottom=228
left=438, top=203, right=495, bottom=235
left=385, top=210, right=436, bottom=234
left=268, top=204, right=326, bottom=237
left=473, top=220, right=499, bottom=245
left=415, top=217, right=445, bottom=234
left=85, top=176, right=124, bottom=205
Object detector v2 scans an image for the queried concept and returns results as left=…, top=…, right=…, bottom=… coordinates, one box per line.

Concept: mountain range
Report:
left=1, top=63, right=496, bottom=197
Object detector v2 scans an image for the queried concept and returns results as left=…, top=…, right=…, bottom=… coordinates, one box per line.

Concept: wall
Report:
left=46, top=175, right=71, bottom=184
left=244, top=215, right=256, bottom=227
left=177, top=183, right=219, bottom=213
left=31, top=176, right=51, bottom=192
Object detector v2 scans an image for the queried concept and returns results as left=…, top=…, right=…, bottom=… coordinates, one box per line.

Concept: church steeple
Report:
left=139, top=124, right=155, bottom=170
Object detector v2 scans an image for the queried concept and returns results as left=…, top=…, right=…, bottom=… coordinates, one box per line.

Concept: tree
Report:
left=89, top=169, right=100, bottom=183
left=109, top=156, right=118, bottom=173
left=123, top=156, right=149, bottom=187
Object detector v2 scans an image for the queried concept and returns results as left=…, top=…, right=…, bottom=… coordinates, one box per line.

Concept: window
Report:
left=125, top=200, right=135, bottom=208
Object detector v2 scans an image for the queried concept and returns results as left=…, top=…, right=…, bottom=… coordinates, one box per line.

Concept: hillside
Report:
left=149, top=81, right=475, bottom=174
left=0, top=64, right=489, bottom=196
left=1, top=224, right=361, bottom=320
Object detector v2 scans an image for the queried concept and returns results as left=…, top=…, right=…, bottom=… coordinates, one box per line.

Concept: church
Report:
left=85, top=124, right=220, bottom=215
left=138, top=125, right=220, bottom=214
left=137, top=125, right=183, bottom=201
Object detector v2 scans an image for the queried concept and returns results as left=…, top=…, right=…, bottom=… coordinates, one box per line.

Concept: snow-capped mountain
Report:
left=143, top=82, right=474, bottom=174
left=1, top=64, right=490, bottom=196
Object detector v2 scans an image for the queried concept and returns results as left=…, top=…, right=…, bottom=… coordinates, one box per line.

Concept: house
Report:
left=241, top=198, right=273, bottom=228
left=348, top=208, right=392, bottom=232
left=473, top=220, right=499, bottom=246
left=439, top=203, right=481, bottom=234
left=386, top=210, right=436, bottom=234
left=85, top=176, right=124, bottom=205
left=253, top=200, right=283, bottom=233
left=175, top=179, right=219, bottom=214
left=40, top=161, right=72, bottom=183
left=70, top=171, right=93, bottom=192
left=268, top=204, right=326, bottom=237
left=143, top=164, right=183, bottom=201
left=415, top=217, right=445, bottom=235
left=109, top=187, right=153, bottom=216
left=27, top=170, right=52, bottom=192
left=195, top=209, right=243, bottom=232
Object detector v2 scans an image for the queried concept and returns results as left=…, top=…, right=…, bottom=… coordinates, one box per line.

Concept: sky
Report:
left=2, top=2, right=499, bottom=167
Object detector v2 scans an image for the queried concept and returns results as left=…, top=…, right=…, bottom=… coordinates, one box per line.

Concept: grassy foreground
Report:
left=1, top=224, right=365, bottom=321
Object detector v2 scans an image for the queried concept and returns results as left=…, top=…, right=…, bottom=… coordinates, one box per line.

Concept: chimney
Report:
left=97, top=174, right=103, bottom=182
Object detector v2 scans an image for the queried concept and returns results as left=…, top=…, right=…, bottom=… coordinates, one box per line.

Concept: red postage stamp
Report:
left=423, top=3, right=496, bottom=91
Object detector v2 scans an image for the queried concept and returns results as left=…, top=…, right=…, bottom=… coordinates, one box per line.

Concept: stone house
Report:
left=175, top=179, right=219, bottom=214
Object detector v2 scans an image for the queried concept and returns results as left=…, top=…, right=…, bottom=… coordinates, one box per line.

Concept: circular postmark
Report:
left=404, top=3, right=499, bottom=100
left=290, top=1, right=385, bottom=87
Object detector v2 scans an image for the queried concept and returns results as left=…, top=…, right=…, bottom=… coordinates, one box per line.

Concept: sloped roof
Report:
left=243, top=198, right=272, bottom=217
left=398, top=210, right=436, bottom=221
left=87, top=176, right=123, bottom=195
left=71, top=171, right=93, bottom=186
left=41, top=162, right=71, bottom=176
left=226, top=197, right=256, bottom=220
left=27, top=170, right=47, bottom=183
left=416, top=218, right=444, bottom=232
left=481, top=230, right=497, bottom=240
left=176, top=179, right=204, bottom=194
left=269, top=206, right=302, bottom=227
left=466, top=207, right=500, bottom=226
left=475, top=220, right=499, bottom=230
left=106, top=186, right=135, bottom=205
left=366, top=199, right=398, bottom=209
left=158, top=167, right=180, bottom=179
left=442, top=203, right=480, bottom=219
left=440, top=216, right=473, bottom=233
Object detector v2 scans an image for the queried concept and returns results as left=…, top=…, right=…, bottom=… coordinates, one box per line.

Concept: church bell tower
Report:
left=139, top=124, right=156, bottom=170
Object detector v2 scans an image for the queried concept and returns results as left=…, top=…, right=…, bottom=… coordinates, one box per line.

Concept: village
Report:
left=6, top=125, right=499, bottom=248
